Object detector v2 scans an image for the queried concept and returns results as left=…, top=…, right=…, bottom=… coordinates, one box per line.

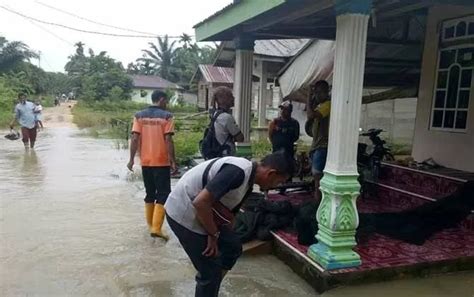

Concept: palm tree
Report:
left=139, top=35, right=177, bottom=81
left=179, top=33, right=193, bottom=49
left=0, top=37, right=38, bottom=72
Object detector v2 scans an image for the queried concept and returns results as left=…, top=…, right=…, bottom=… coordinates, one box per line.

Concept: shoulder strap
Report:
left=210, top=110, right=224, bottom=126
left=231, top=161, right=258, bottom=213
left=202, top=158, right=220, bottom=188
left=210, top=110, right=232, bottom=147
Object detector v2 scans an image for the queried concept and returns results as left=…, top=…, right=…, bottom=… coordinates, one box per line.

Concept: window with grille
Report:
left=431, top=15, right=473, bottom=132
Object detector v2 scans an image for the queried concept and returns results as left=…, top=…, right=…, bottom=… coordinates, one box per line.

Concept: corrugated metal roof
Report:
left=254, top=39, right=310, bottom=57
left=198, top=65, right=234, bottom=83
left=131, top=75, right=182, bottom=90
left=193, top=2, right=236, bottom=28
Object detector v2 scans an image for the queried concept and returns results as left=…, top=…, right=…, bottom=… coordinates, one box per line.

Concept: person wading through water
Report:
left=127, top=90, right=177, bottom=240
left=10, top=93, right=38, bottom=149
left=165, top=152, right=294, bottom=297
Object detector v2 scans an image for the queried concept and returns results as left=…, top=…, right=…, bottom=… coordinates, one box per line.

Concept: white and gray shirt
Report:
left=214, top=112, right=241, bottom=156
left=165, top=157, right=253, bottom=235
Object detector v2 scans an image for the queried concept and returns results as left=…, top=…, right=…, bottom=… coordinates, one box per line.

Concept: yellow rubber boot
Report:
left=145, top=203, right=155, bottom=230
left=150, top=204, right=169, bottom=241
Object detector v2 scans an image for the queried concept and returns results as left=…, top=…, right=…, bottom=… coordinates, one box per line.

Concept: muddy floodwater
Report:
left=1, top=119, right=473, bottom=296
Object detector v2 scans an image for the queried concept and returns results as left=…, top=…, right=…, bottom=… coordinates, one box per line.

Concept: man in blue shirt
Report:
left=10, top=93, right=38, bottom=149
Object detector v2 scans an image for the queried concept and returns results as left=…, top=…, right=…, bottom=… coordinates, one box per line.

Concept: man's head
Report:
left=278, top=100, right=293, bottom=119
left=151, top=90, right=168, bottom=108
left=18, top=93, right=26, bottom=103
left=255, top=151, right=295, bottom=190
left=311, top=80, right=330, bottom=104
left=213, top=86, right=234, bottom=110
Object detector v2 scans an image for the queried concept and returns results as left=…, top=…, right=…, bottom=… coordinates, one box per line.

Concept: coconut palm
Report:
left=0, top=37, right=38, bottom=72
left=139, top=35, right=177, bottom=81
left=179, top=33, right=193, bottom=49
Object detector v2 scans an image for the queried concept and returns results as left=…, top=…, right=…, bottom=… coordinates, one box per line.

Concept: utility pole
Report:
left=38, top=50, right=41, bottom=68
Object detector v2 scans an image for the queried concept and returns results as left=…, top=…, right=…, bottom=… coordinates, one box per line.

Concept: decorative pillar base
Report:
left=307, top=172, right=361, bottom=270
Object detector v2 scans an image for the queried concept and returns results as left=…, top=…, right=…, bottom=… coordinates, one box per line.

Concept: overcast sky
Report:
left=0, top=0, right=232, bottom=72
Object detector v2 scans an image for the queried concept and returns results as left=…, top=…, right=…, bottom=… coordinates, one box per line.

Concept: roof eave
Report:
left=194, top=0, right=287, bottom=42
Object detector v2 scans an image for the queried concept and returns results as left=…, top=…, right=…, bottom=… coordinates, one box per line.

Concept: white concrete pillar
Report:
left=308, top=0, right=371, bottom=270
left=233, top=37, right=254, bottom=141
left=325, top=13, right=370, bottom=175
left=258, top=61, right=268, bottom=127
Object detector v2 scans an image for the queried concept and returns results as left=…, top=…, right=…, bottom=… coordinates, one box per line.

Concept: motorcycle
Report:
left=357, top=128, right=395, bottom=182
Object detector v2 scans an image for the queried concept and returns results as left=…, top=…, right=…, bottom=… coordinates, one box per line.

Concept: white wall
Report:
left=412, top=5, right=474, bottom=172
left=131, top=88, right=154, bottom=104
left=360, top=98, right=417, bottom=145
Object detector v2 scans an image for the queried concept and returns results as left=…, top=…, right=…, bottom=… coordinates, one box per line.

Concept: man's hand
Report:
left=127, top=160, right=134, bottom=171
left=202, top=235, right=219, bottom=257
left=170, top=161, right=178, bottom=175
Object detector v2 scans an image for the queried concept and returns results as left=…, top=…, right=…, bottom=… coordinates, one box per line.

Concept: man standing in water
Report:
left=306, top=80, right=331, bottom=202
left=10, top=93, right=37, bottom=149
left=165, top=152, right=293, bottom=297
left=127, top=90, right=177, bottom=240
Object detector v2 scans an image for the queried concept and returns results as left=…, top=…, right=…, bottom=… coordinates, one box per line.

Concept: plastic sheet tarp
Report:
left=278, top=40, right=335, bottom=99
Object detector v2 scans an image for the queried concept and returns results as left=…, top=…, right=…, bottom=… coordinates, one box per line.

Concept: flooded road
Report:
left=1, top=107, right=473, bottom=296
left=0, top=114, right=316, bottom=296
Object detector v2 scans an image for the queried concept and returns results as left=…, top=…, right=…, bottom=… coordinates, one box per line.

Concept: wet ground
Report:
left=1, top=107, right=473, bottom=296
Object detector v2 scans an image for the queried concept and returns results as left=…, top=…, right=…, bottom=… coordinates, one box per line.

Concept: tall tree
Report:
left=65, top=43, right=132, bottom=101
left=0, top=36, right=38, bottom=73
left=179, top=33, right=193, bottom=49
left=139, top=35, right=177, bottom=81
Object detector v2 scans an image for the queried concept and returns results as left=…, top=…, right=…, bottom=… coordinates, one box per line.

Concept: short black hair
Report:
left=261, top=151, right=295, bottom=176
left=18, top=92, right=26, bottom=98
left=151, top=90, right=167, bottom=103
left=312, top=80, right=329, bottom=92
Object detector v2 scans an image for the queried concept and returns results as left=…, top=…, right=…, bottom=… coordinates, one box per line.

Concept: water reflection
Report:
left=1, top=126, right=472, bottom=297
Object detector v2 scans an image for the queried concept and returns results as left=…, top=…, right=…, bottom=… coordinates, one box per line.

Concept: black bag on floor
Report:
left=295, top=201, right=319, bottom=245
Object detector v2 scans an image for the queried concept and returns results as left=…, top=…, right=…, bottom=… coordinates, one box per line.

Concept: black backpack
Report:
left=199, top=110, right=231, bottom=160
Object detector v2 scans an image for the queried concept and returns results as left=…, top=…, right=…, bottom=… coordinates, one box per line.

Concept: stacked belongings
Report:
left=293, top=181, right=474, bottom=246
left=4, top=129, right=20, bottom=140
left=234, top=193, right=295, bottom=242
left=357, top=181, right=474, bottom=245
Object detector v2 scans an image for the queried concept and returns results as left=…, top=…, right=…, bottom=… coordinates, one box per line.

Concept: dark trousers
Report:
left=21, top=127, right=37, bottom=145
left=142, top=166, right=170, bottom=204
left=167, top=215, right=242, bottom=297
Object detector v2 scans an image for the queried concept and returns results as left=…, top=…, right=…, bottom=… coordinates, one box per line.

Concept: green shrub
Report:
left=252, top=138, right=272, bottom=159
left=174, top=131, right=201, bottom=165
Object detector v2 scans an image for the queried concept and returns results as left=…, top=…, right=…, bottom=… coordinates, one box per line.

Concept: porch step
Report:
left=242, top=239, right=272, bottom=255
left=377, top=163, right=465, bottom=199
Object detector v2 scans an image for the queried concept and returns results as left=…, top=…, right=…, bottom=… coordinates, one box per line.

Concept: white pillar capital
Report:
left=335, top=0, right=372, bottom=16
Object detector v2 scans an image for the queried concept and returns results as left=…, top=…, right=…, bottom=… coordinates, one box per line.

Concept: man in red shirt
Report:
left=127, top=90, right=177, bottom=240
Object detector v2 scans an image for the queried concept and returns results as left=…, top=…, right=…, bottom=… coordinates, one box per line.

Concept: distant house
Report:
left=130, top=75, right=196, bottom=104
left=191, top=65, right=234, bottom=110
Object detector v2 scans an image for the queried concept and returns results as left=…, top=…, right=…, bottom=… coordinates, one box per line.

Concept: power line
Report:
left=0, top=5, right=183, bottom=39
left=26, top=17, right=74, bottom=46
left=34, top=0, right=159, bottom=37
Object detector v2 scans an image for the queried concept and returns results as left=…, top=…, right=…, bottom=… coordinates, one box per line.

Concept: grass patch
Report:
left=251, top=138, right=272, bottom=159
left=388, top=142, right=412, bottom=155
left=174, top=131, right=201, bottom=165
left=72, top=100, right=202, bottom=165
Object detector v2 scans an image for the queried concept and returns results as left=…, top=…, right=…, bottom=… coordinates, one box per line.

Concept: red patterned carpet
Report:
left=270, top=164, right=474, bottom=274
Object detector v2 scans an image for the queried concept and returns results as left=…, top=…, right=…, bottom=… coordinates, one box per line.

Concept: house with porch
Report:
left=194, top=0, right=474, bottom=292
left=130, top=74, right=196, bottom=105
left=191, top=39, right=309, bottom=125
